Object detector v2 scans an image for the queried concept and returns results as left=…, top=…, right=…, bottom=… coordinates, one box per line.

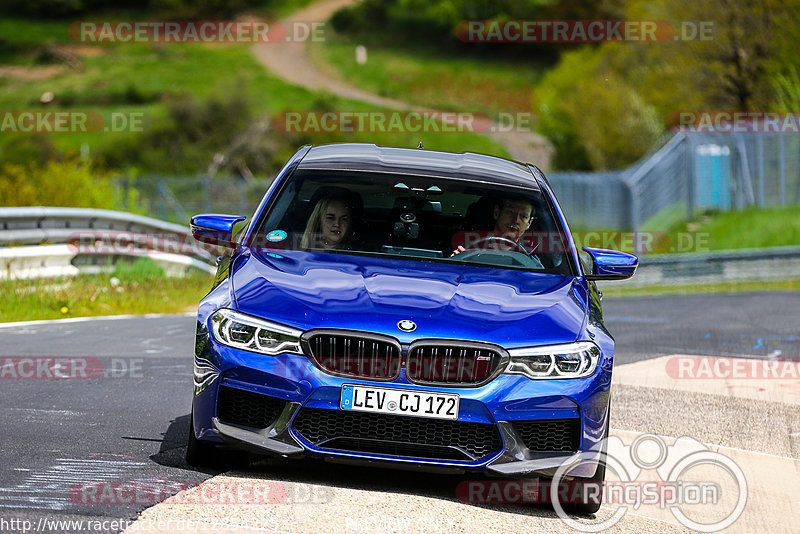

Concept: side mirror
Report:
left=582, top=247, right=638, bottom=281
left=190, top=214, right=247, bottom=248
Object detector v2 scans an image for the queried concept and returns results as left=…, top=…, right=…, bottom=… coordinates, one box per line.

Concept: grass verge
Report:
left=0, top=271, right=212, bottom=322
left=599, top=278, right=800, bottom=298
left=309, top=35, right=544, bottom=118
left=0, top=18, right=509, bottom=163
left=572, top=204, right=800, bottom=255
left=665, top=205, right=800, bottom=252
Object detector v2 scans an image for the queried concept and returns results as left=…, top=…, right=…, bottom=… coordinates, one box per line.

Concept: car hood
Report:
left=232, top=249, right=587, bottom=347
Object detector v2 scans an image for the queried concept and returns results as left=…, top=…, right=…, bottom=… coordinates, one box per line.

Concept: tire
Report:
left=559, top=403, right=611, bottom=516
left=186, top=409, right=223, bottom=467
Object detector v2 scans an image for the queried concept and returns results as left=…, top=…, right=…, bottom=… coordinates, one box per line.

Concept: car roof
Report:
left=297, top=143, right=541, bottom=191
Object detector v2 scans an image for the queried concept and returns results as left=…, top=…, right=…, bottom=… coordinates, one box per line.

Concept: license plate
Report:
left=340, top=384, right=459, bottom=420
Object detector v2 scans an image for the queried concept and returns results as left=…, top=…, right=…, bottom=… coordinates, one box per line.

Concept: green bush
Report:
left=99, top=89, right=316, bottom=176
left=43, top=84, right=162, bottom=108
left=534, top=48, right=599, bottom=170
left=568, top=75, right=662, bottom=170
left=534, top=47, right=662, bottom=170
left=0, top=158, right=138, bottom=210
left=100, top=92, right=252, bottom=174
left=0, top=0, right=274, bottom=18
left=0, top=135, right=61, bottom=168
left=0, top=0, right=142, bottom=18
left=774, top=66, right=800, bottom=112
left=331, top=0, right=549, bottom=46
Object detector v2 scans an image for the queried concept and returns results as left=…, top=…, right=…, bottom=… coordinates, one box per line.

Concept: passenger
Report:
left=301, top=196, right=354, bottom=250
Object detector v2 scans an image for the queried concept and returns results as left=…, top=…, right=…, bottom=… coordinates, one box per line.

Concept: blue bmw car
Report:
left=187, top=143, right=637, bottom=513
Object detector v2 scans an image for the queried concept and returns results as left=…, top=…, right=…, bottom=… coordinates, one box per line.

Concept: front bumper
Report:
left=192, top=334, right=611, bottom=478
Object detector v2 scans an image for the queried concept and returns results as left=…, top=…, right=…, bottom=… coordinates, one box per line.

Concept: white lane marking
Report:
left=0, top=312, right=194, bottom=329
left=0, top=458, right=148, bottom=510
left=612, top=427, right=800, bottom=462
left=7, top=408, right=81, bottom=416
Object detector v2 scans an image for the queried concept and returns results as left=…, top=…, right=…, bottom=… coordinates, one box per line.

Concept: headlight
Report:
left=209, top=309, right=302, bottom=355
left=505, top=341, right=601, bottom=379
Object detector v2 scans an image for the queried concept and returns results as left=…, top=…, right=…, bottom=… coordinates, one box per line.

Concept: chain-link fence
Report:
left=548, top=132, right=800, bottom=230
left=125, top=131, right=800, bottom=231
left=118, top=175, right=272, bottom=225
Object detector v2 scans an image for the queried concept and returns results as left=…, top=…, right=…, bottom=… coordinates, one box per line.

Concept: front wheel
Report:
left=186, top=410, right=221, bottom=467
left=553, top=404, right=611, bottom=516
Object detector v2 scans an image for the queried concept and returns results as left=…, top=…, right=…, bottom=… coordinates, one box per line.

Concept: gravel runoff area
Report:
left=123, top=353, right=800, bottom=534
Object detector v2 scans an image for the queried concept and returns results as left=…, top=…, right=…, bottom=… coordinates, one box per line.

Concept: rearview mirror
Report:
left=190, top=214, right=247, bottom=248
left=582, top=247, right=638, bottom=281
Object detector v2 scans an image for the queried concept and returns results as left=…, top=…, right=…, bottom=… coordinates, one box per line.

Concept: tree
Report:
left=627, top=0, right=800, bottom=111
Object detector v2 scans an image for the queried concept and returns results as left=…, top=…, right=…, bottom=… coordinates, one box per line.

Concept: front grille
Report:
left=512, top=418, right=581, bottom=452
left=304, top=333, right=401, bottom=380
left=292, top=407, right=503, bottom=461
left=407, top=344, right=504, bottom=385
left=216, top=386, right=286, bottom=429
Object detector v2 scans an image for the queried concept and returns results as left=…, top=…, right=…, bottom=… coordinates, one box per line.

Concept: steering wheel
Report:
left=468, top=235, right=531, bottom=255
left=450, top=235, right=545, bottom=268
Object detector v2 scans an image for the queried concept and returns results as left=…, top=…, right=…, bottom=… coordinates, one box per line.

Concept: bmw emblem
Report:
left=397, top=320, right=416, bottom=332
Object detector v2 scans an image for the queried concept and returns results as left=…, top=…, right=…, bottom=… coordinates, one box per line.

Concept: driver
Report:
left=453, top=198, right=534, bottom=255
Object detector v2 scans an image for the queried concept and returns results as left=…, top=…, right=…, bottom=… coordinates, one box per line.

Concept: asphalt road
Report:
left=0, top=315, right=209, bottom=533
left=0, top=292, right=797, bottom=533
left=603, top=291, right=800, bottom=362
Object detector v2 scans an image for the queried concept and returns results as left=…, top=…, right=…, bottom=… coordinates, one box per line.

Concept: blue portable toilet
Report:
left=695, top=144, right=731, bottom=210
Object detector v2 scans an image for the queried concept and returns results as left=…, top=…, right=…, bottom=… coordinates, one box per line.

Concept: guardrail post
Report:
left=687, top=134, right=696, bottom=220
left=156, top=178, right=167, bottom=221
left=202, top=176, right=211, bottom=213
left=756, top=134, right=765, bottom=206
left=779, top=134, right=786, bottom=205
left=238, top=181, right=247, bottom=215
left=630, top=183, right=639, bottom=232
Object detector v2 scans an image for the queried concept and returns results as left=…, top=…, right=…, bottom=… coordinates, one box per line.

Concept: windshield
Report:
left=252, top=169, right=573, bottom=274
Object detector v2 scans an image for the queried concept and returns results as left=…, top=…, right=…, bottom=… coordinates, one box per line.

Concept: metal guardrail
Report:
left=608, top=246, right=800, bottom=287
left=3, top=208, right=794, bottom=285
left=0, top=207, right=216, bottom=279
left=1, top=206, right=190, bottom=243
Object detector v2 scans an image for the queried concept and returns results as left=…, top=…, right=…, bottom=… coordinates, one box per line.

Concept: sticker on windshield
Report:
left=266, top=230, right=288, bottom=242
